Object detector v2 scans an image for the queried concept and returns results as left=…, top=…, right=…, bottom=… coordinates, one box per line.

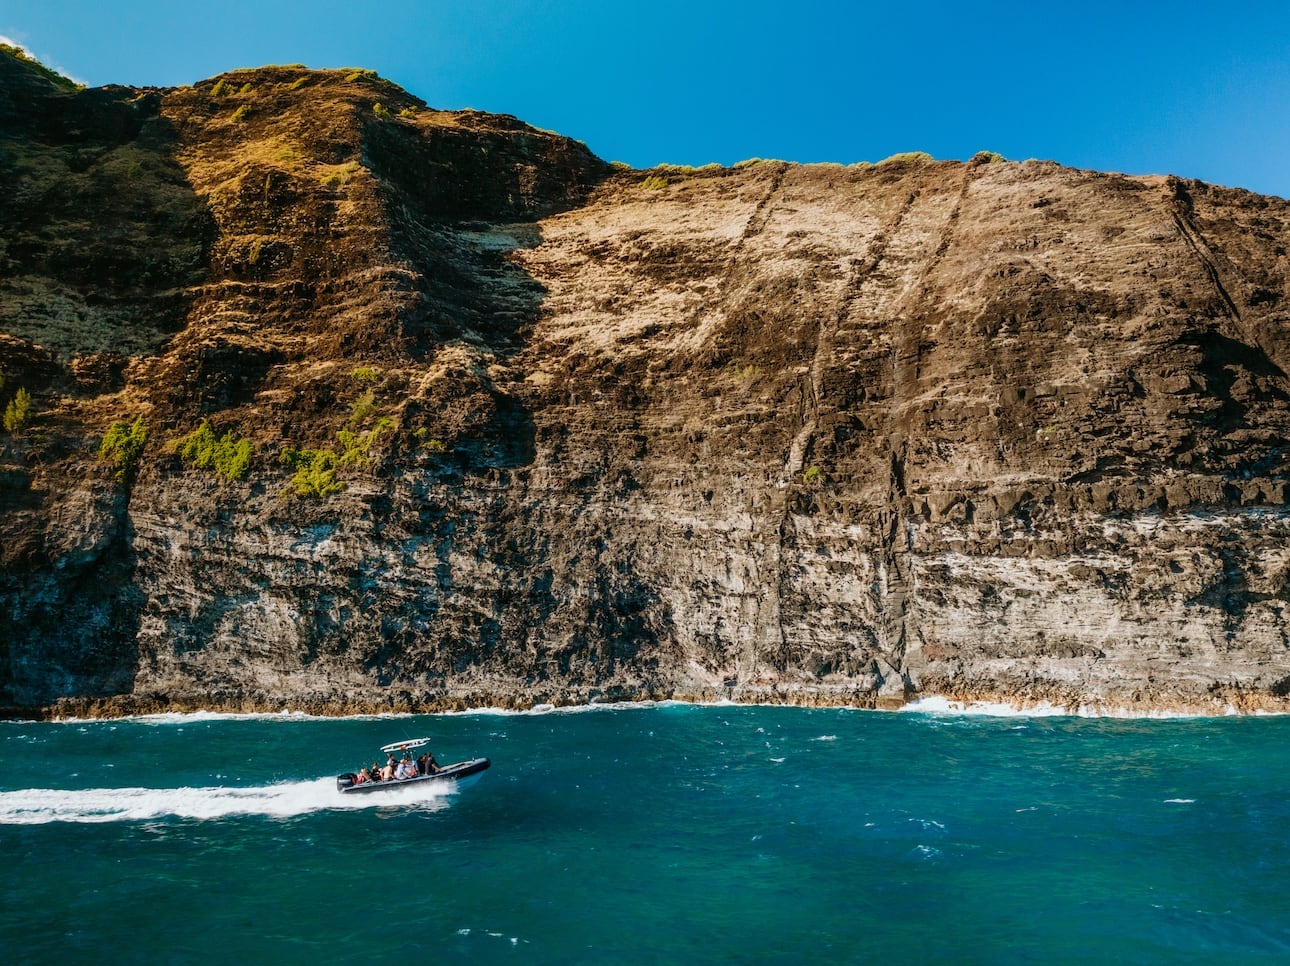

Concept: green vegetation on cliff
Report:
left=280, top=447, right=345, bottom=498
left=279, top=408, right=395, bottom=498
left=98, top=418, right=148, bottom=485
left=3, top=387, right=31, bottom=433
left=0, top=44, right=81, bottom=92
left=176, top=422, right=254, bottom=481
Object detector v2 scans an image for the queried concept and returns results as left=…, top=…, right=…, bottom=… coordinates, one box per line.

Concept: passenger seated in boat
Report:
left=418, top=752, right=439, bottom=775
left=380, top=755, right=397, bottom=781
left=395, top=754, right=418, bottom=780
left=355, top=767, right=371, bottom=785
left=370, top=761, right=382, bottom=781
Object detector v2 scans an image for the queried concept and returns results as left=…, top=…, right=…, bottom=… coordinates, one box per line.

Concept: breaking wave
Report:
left=0, top=778, right=453, bottom=825
left=898, top=695, right=1231, bottom=718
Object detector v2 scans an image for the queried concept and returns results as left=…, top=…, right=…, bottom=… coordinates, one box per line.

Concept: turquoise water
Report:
left=1, top=705, right=1288, bottom=964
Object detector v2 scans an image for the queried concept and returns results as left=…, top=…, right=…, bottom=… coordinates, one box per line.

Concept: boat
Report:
left=336, top=737, right=490, bottom=794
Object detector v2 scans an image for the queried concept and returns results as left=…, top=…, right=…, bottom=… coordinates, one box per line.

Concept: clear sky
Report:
left=4, top=1, right=1290, bottom=198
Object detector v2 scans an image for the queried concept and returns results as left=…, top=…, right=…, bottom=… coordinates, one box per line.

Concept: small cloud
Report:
left=52, top=63, right=88, bottom=87
left=0, top=33, right=32, bottom=54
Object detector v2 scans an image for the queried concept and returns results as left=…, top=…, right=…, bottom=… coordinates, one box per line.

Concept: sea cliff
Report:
left=4, top=51, right=1290, bottom=717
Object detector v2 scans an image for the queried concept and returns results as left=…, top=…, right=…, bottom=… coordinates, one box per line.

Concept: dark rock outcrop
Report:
left=3, top=51, right=1290, bottom=717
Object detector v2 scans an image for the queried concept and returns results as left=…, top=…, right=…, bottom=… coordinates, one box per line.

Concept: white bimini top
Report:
left=379, top=737, right=432, bottom=754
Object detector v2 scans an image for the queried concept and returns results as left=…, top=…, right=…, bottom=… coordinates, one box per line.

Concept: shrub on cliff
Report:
left=341, top=386, right=395, bottom=461
left=349, top=389, right=378, bottom=423
left=803, top=464, right=828, bottom=487
left=281, top=447, right=344, bottom=498
left=337, top=418, right=394, bottom=467
left=414, top=428, right=448, bottom=452
left=177, top=422, right=254, bottom=481
left=99, top=418, right=148, bottom=485
left=275, top=376, right=399, bottom=497
left=3, top=387, right=32, bottom=433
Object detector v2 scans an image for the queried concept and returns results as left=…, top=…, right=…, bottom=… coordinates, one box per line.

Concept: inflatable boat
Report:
left=336, top=737, right=490, bottom=794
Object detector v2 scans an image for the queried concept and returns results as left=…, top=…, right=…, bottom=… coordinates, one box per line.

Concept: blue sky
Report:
left=4, top=1, right=1290, bottom=198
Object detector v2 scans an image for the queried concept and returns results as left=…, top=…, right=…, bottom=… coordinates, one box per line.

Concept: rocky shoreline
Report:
left=13, top=678, right=1288, bottom=722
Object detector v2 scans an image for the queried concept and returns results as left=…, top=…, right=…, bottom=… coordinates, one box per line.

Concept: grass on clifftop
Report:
left=1, top=44, right=82, bottom=91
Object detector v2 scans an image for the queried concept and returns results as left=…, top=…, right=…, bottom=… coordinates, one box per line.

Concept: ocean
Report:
left=1, top=703, right=1287, bottom=964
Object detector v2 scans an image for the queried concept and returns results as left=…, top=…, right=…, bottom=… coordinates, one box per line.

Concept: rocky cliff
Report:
left=4, top=50, right=1290, bottom=717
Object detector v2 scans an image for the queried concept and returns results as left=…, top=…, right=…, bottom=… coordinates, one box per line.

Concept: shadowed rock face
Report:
left=3, top=51, right=1290, bottom=717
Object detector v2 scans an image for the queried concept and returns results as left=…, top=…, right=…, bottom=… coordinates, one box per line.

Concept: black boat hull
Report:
left=336, top=757, right=490, bottom=793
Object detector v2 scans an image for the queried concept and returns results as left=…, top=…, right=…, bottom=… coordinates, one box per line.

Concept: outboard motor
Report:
left=337, top=772, right=357, bottom=791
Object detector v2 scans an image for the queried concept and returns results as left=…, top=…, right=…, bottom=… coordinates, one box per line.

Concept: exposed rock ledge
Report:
left=4, top=55, right=1290, bottom=717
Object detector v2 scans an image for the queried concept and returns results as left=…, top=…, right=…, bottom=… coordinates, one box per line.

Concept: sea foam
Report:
left=898, top=695, right=1234, bottom=719
left=900, top=696, right=1070, bottom=717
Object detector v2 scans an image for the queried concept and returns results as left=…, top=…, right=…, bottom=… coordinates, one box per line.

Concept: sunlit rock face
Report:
left=4, top=52, right=1290, bottom=716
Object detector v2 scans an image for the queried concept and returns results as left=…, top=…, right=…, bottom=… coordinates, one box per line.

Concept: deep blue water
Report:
left=1, top=704, right=1288, bottom=964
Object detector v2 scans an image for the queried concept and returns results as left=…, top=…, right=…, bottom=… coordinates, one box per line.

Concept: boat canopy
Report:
left=379, top=737, right=432, bottom=754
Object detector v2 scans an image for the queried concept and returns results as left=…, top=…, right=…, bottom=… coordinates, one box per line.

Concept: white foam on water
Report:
left=0, top=778, right=453, bottom=824
left=899, top=694, right=1281, bottom=719
left=24, top=695, right=1280, bottom=728
left=459, top=699, right=689, bottom=717
left=899, top=696, right=1070, bottom=717
left=130, top=710, right=331, bottom=724
left=1164, top=798, right=1196, bottom=804
left=30, top=709, right=416, bottom=725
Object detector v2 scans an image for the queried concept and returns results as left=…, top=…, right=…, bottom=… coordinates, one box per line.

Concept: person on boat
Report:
left=381, top=755, right=397, bottom=781
left=395, top=754, right=418, bottom=780
left=370, top=760, right=383, bottom=781
left=355, top=767, right=372, bottom=785
left=417, top=751, right=439, bottom=775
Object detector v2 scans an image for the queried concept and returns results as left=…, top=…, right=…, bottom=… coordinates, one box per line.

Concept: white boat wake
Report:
left=0, top=778, right=453, bottom=824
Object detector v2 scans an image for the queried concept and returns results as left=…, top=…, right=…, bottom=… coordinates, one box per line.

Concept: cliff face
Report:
left=4, top=52, right=1290, bottom=716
